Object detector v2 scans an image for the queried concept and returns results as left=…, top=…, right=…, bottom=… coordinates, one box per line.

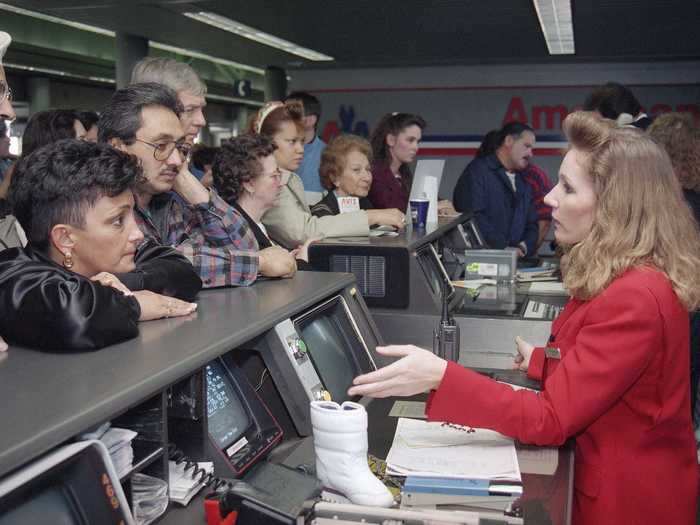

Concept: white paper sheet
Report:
left=385, top=418, right=521, bottom=481
left=410, top=159, right=445, bottom=225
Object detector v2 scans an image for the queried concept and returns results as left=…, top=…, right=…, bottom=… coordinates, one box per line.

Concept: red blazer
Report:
left=368, top=161, right=410, bottom=211
left=426, top=267, right=697, bottom=525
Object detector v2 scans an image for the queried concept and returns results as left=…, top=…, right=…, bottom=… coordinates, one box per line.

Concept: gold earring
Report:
left=63, top=251, right=74, bottom=269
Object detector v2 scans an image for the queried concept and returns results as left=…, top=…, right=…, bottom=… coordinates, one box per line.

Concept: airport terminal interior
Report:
left=1, top=1, right=699, bottom=524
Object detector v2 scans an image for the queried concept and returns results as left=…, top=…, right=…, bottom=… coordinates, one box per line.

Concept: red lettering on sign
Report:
left=321, top=121, right=341, bottom=143
left=503, top=97, right=528, bottom=125
left=650, top=104, right=672, bottom=116
left=532, top=105, right=569, bottom=130
left=676, top=104, right=700, bottom=124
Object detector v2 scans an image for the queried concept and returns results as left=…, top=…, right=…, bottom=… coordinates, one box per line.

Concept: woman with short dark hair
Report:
left=0, top=140, right=199, bottom=351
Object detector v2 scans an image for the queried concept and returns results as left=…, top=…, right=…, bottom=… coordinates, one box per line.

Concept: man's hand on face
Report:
left=171, top=162, right=210, bottom=206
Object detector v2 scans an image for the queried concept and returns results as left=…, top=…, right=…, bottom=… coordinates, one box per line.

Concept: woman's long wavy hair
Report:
left=562, top=111, right=700, bottom=310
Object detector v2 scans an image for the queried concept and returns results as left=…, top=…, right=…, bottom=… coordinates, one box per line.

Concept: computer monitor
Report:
left=255, top=290, right=381, bottom=436
left=0, top=440, right=134, bottom=525
left=205, top=358, right=283, bottom=478
left=415, top=243, right=455, bottom=301
left=293, top=297, right=375, bottom=402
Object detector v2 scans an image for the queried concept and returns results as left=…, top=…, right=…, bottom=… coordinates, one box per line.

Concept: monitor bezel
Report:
left=205, top=357, right=284, bottom=478
left=0, top=440, right=134, bottom=525
left=292, top=295, right=377, bottom=401
left=416, top=243, right=455, bottom=299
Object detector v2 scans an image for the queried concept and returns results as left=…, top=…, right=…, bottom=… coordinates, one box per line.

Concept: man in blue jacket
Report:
left=453, top=122, right=539, bottom=257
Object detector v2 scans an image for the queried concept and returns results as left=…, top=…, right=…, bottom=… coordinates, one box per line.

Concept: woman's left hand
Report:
left=347, top=345, right=448, bottom=398
left=91, top=272, right=133, bottom=296
left=293, top=237, right=321, bottom=263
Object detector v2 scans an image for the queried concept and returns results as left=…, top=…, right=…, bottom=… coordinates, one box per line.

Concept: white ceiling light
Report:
left=0, top=2, right=263, bottom=74
left=532, top=0, right=575, bottom=55
left=184, top=11, right=334, bottom=62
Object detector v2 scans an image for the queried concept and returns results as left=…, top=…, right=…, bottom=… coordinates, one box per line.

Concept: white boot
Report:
left=310, top=400, right=394, bottom=507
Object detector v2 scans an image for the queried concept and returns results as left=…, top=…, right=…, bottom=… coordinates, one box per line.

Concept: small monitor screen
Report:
left=417, top=244, right=454, bottom=298
left=0, top=442, right=131, bottom=525
left=0, top=484, right=81, bottom=525
left=206, top=361, right=251, bottom=449
left=296, top=298, right=369, bottom=402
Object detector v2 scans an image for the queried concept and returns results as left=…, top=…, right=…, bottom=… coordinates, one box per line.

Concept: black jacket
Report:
left=115, top=239, right=202, bottom=302
left=0, top=246, right=141, bottom=351
left=232, top=202, right=312, bottom=271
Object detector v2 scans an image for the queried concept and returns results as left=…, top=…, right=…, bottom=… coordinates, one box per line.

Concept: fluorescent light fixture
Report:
left=0, top=2, right=264, bottom=74
left=149, top=42, right=264, bottom=75
left=0, top=2, right=114, bottom=36
left=4, top=61, right=115, bottom=84
left=532, top=0, right=575, bottom=55
left=184, top=11, right=334, bottom=62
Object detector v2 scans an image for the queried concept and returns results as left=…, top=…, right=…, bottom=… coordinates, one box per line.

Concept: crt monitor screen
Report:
left=0, top=441, right=133, bottom=525
left=443, top=218, right=486, bottom=252
left=416, top=244, right=455, bottom=299
left=206, top=360, right=252, bottom=450
left=295, top=296, right=375, bottom=402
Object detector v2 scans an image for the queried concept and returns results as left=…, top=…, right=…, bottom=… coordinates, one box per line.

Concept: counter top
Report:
left=0, top=272, right=355, bottom=478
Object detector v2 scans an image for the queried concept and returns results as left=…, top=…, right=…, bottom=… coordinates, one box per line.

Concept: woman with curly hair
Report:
left=648, top=112, right=700, bottom=225
left=251, top=100, right=405, bottom=249
left=350, top=112, right=700, bottom=525
left=310, top=134, right=374, bottom=218
left=213, top=134, right=311, bottom=270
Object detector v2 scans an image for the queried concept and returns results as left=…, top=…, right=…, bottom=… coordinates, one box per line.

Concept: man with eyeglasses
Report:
left=98, top=83, right=295, bottom=287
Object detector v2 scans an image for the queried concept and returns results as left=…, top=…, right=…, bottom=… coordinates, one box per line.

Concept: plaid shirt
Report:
left=522, top=163, right=553, bottom=222
left=135, top=190, right=259, bottom=287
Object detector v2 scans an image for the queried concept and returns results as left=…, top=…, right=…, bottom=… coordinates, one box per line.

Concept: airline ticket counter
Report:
left=309, top=215, right=567, bottom=369
left=0, top=271, right=571, bottom=525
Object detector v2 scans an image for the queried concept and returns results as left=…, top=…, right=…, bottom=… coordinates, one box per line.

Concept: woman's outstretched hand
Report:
left=348, top=345, right=447, bottom=398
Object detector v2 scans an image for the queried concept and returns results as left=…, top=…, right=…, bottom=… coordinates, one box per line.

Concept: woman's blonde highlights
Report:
left=561, top=111, right=700, bottom=310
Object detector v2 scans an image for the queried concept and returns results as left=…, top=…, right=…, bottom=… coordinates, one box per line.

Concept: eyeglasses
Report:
left=0, top=83, right=12, bottom=106
left=134, top=138, right=192, bottom=161
left=263, top=168, right=282, bottom=181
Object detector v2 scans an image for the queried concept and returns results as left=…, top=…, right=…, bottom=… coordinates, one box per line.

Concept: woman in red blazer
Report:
left=350, top=112, right=700, bottom=525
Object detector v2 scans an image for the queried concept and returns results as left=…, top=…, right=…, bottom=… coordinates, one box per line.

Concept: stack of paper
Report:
left=168, top=460, right=214, bottom=506
left=99, top=427, right=137, bottom=478
left=386, top=418, right=521, bottom=482
left=516, top=266, right=559, bottom=282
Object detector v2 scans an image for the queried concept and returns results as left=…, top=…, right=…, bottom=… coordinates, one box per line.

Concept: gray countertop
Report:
left=0, top=271, right=355, bottom=478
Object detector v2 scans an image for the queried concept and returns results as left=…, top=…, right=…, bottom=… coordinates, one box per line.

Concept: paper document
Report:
left=386, top=418, right=521, bottom=481
left=528, top=281, right=568, bottom=296
left=389, top=401, right=427, bottom=419
left=452, top=279, right=497, bottom=290
left=516, top=445, right=559, bottom=475
left=169, top=460, right=214, bottom=505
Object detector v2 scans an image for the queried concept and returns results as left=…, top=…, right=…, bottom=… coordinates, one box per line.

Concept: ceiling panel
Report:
left=2, top=0, right=699, bottom=70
